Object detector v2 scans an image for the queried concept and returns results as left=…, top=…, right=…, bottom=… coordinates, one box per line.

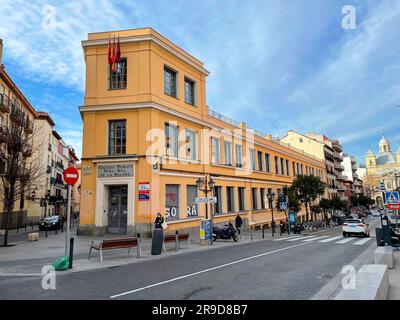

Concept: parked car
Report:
left=342, top=218, right=370, bottom=237
left=38, top=215, right=64, bottom=231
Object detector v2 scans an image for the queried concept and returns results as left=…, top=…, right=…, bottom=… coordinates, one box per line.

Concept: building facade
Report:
left=78, top=28, right=327, bottom=236
left=364, top=135, right=400, bottom=206
left=342, top=154, right=363, bottom=199
left=281, top=131, right=345, bottom=199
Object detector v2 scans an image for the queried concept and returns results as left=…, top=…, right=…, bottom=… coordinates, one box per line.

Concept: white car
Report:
left=342, top=218, right=370, bottom=237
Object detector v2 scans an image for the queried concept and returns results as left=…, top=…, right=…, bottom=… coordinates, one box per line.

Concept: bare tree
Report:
left=0, top=102, right=43, bottom=246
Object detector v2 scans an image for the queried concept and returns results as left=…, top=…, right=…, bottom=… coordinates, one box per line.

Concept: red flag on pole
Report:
left=112, top=36, right=116, bottom=72
left=116, top=36, right=121, bottom=64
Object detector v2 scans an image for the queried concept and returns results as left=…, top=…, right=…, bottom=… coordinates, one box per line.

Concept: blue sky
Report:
left=1, top=0, right=400, bottom=163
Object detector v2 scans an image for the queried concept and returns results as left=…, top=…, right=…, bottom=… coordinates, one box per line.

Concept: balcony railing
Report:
left=23, top=115, right=33, bottom=134
left=208, top=108, right=241, bottom=128
left=332, top=141, right=342, bottom=152
left=333, top=152, right=343, bottom=161
left=22, top=143, right=32, bottom=158
left=55, top=162, right=64, bottom=170
left=0, top=93, right=11, bottom=114
left=334, top=163, right=345, bottom=171
left=10, top=103, right=24, bottom=125
left=336, top=175, right=346, bottom=181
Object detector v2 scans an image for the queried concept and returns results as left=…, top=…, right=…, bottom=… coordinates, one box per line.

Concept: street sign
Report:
left=63, top=167, right=79, bottom=185
left=385, top=191, right=399, bottom=205
left=279, top=202, right=288, bottom=210
left=195, top=197, right=217, bottom=204
left=388, top=204, right=400, bottom=210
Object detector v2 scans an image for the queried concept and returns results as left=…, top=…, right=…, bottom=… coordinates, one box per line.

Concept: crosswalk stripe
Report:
left=319, top=236, right=342, bottom=243
left=302, top=236, right=329, bottom=242
left=353, top=238, right=372, bottom=245
left=273, top=236, right=302, bottom=241
left=287, top=236, right=317, bottom=242
left=336, top=238, right=355, bottom=244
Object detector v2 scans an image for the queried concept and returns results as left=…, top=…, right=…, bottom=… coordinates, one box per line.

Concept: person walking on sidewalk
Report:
left=154, top=212, right=164, bottom=229
left=235, top=214, right=243, bottom=235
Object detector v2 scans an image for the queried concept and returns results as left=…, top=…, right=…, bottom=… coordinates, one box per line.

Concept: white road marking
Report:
left=319, top=236, right=342, bottom=243
left=109, top=242, right=310, bottom=299
left=353, top=238, right=372, bottom=245
left=273, top=236, right=302, bottom=241
left=336, top=237, right=355, bottom=244
left=302, top=236, right=329, bottom=242
left=286, top=236, right=317, bottom=242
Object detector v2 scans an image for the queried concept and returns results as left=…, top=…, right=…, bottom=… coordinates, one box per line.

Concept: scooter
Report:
left=213, top=222, right=238, bottom=242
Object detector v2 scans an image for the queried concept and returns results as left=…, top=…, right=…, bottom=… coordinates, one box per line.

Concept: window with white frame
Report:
left=224, top=141, right=232, bottom=166
left=249, top=148, right=256, bottom=170
left=185, top=129, right=197, bottom=160
left=211, top=137, right=221, bottom=164
left=184, top=77, right=195, bottom=105
left=235, top=144, right=243, bottom=168
left=165, top=123, right=178, bottom=157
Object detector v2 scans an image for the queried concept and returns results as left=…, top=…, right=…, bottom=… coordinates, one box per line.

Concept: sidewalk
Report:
left=0, top=227, right=296, bottom=275
left=387, top=249, right=400, bottom=299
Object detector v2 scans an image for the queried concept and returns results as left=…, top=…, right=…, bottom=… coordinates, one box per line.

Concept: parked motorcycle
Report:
left=213, top=222, right=238, bottom=242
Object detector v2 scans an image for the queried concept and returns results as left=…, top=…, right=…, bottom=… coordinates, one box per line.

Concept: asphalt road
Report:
left=0, top=217, right=380, bottom=300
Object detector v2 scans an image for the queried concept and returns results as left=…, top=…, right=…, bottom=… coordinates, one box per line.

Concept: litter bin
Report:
left=375, top=228, right=384, bottom=246
left=151, top=229, right=164, bottom=255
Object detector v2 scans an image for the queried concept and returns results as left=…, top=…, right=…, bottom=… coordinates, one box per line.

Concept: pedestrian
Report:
left=296, top=223, right=302, bottom=234
left=235, top=214, right=243, bottom=235
left=154, top=212, right=164, bottom=229
left=279, top=220, right=284, bottom=236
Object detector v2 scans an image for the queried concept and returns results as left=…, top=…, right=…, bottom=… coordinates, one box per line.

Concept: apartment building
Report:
left=78, top=28, right=326, bottom=236
left=342, top=153, right=363, bottom=199
left=281, top=131, right=346, bottom=199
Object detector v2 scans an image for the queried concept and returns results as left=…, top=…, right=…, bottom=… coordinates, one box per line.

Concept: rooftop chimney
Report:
left=0, top=39, right=3, bottom=66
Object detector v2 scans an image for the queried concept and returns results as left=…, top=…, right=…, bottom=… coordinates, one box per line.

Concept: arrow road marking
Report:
left=109, top=241, right=310, bottom=299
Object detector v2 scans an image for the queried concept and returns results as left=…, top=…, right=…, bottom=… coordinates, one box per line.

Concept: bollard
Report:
left=45, top=227, right=48, bottom=238
left=69, top=237, right=74, bottom=269
left=175, top=230, right=178, bottom=252
left=61, top=223, right=64, bottom=233
left=262, top=225, right=265, bottom=239
left=137, top=233, right=141, bottom=258
left=250, top=227, right=253, bottom=241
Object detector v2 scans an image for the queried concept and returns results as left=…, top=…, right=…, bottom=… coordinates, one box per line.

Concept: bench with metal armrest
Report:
left=88, top=237, right=142, bottom=262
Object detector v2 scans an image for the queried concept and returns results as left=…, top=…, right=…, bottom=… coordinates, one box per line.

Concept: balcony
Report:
left=337, top=185, right=346, bottom=192
left=336, top=175, right=346, bottom=181
left=0, top=93, right=11, bottom=113
left=10, top=104, right=24, bottom=125
left=332, top=140, right=342, bottom=152
left=333, top=152, right=343, bottom=161
left=22, top=143, right=32, bottom=158
left=55, top=162, right=64, bottom=170
left=334, top=163, right=345, bottom=171
left=24, top=116, right=33, bottom=134
left=47, top=165, right=52, bottom=174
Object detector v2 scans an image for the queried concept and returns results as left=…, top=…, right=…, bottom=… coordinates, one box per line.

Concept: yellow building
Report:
left=364, top=135, right=400, bottom=206
left=79, top=28, right=326, bottom=236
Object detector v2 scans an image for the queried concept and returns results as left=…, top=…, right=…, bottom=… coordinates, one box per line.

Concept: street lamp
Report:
left=267, top=190, right=276, bottom=237
left=196, top=176, right=215, bottom=219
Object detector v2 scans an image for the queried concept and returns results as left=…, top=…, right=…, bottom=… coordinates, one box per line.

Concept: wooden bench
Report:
left=163, top=233, right=190, bottom=252
left=88, top=237, right=141, bottom=262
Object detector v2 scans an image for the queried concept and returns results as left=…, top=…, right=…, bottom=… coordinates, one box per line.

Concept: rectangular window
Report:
left=235, top=144, right=243, bottom=168
left=297, top=163, right=300, bottom=175
left=251, top=188, right=258, bottom=210
left=260, top=188, right=266, bottom=209
left=109, top=58, right=127, bottom=89
left=108, top=120, right=126, bottom=155
left=211, top=137, right=221, bottom=164
left=186, top=185, right=198, bottom=218
left=238, top=187, right=245, bottom=211
left=249, top=149, right=256, bottom=170
left=214, top=186, right=222, bottom=215
left=165, top=123, right=178, bottom=157
left=166, top=185, right=180, bottom=221
left=275, top=156, right=279, bottom=174
left=185, top=129, right=197, bottom=160
left=281, top=158, right=285, bottom=175
left=164, top=66, right=177, bottom=97
left=224, top=141, right=233, bottom=166
left=286, top=159, right=290, bottom=176
left=265, top=153, right=270, bottom=172
left=226, top=187, right=235, bottom=213
left=293, top=162, right=296, bottom=176
left=184, top=77, right=195, bottom=105
left=257, top=151, right=263, bottom=171
left=301, top=164, right=304, bottom=175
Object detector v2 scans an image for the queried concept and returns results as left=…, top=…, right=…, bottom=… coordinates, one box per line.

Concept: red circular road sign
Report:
left=63, top=167, right=79, bottom=185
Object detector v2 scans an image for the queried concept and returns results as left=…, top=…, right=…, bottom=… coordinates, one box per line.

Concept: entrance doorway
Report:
left=108, top=185, right=128, bottom=234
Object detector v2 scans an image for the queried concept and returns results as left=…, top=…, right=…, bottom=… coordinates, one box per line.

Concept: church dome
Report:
left=379, top=134, right=391, bottom=153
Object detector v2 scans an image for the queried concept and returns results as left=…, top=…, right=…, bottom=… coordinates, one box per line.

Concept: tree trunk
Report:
left=3, top=208, right=11, bottom=247
left=305, top=202, right=309, bottom=222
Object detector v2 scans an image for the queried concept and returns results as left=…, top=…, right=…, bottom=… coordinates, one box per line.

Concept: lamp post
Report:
left=196, top=176, right=215, bottom=244
left=267, top=190, right=276, bottom=238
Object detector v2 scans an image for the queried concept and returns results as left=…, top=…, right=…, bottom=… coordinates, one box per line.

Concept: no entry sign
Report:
left=63, top=167, right=79, bottom=185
